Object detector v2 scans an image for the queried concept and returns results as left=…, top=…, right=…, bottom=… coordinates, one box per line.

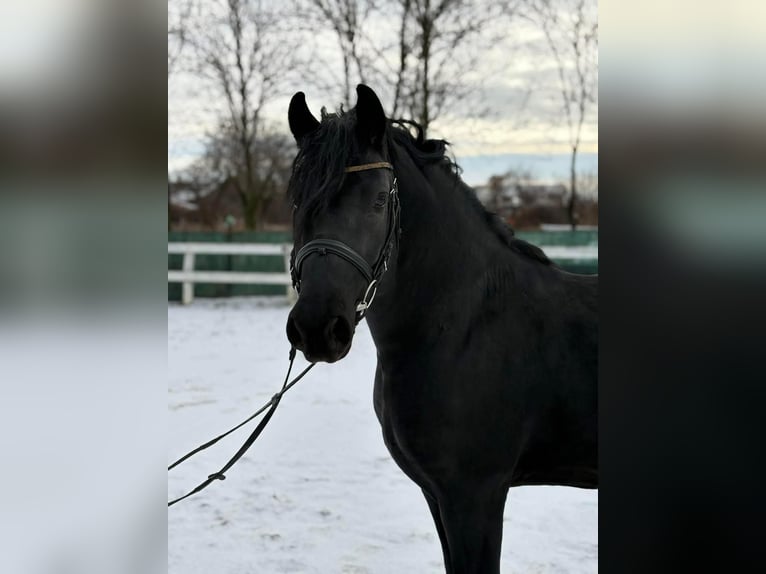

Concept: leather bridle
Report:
left=290, top=161, right=401, bottom=323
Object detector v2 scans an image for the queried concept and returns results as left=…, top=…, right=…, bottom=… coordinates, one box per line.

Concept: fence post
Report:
left=282, top=244, right=297, bottom=305
left=182, top=252, right=195, bottom=305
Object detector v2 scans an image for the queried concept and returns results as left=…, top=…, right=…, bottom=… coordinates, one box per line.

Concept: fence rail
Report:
left=168, top=242, right=294, bottom=305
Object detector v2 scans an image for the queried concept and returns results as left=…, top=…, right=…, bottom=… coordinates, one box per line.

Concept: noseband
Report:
left=290, top=161, right=401, bottom=323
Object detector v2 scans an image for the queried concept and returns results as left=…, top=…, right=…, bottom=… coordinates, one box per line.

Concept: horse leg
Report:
left=423, top=488, right=454, bottom=574
left=437, top=483, right=508, bottom=574
left=480, top=488, right=507, bottom=573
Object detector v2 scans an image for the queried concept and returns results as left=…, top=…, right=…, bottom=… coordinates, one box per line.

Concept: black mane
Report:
left=386, top=120, right=550, bottom=265
left=288, top=108, right=550, bottom=265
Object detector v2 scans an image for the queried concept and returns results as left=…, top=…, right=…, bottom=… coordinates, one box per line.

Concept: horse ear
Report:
left=288, top=92, right=320, bottom=144
left=355, top=84, right=386, bottom=148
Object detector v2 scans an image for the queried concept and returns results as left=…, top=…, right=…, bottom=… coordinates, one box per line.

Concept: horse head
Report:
left=285, top=85, right=399, bottom=363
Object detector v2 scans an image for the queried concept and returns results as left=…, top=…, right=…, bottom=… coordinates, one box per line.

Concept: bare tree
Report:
left=380, top=0, right=512, bottom=134
left=168, top=0, right=195, bottom=77
left=294, top=0, right=374, bottom=108
left=292, top=0, right=528, bottom=137
left=183, top=124, right=295, bottom=229
left=526, top=0, right=597, bottom=230
left=185, top=0, right=298, bottom=229
left=169, top=0, right=196, bottom=230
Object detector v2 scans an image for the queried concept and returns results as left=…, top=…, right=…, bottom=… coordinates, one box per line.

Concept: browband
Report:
left=344, top=162, right=393, bottom=173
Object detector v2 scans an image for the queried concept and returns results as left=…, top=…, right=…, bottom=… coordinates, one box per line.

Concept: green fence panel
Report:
left=168, top=231, right=292, bottom=243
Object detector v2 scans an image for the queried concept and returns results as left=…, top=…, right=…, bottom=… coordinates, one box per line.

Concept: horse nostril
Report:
left=286, top=316, right=303, bottom=349
left=328, top=316, right=352, bottom=348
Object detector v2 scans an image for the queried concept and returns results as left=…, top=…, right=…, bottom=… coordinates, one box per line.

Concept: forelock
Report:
left=288, top=109, right=360, bottom=225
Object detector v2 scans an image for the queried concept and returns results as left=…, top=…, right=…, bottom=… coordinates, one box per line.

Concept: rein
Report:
left=168, top=161, right=400, bottom=508
left=168, top=347, right=315, bottom=507
left=291, top=161, right=400, bottom=324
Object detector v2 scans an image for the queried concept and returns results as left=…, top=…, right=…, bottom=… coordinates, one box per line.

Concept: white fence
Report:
left=168, top=241, right=597, bottom=305
left=168, top=242, right=295, bottom=305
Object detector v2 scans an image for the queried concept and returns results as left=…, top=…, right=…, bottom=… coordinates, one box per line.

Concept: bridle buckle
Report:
left=356, top=280, right=378, bottom=315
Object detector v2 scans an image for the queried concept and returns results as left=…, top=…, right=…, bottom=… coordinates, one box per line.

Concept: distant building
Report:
left=478, top=175, right=567, bottom=215
left=473, top=173, right=597, bottom=229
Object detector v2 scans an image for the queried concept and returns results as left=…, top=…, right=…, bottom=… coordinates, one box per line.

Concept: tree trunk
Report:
left=568, top=144, right=578, bottom=231
left=342, top=47, right=352, bottom=108
left=392, top=0, right=411, bottom=118
left=243, top=194, right=260, bottom=231
left=420, top=5, right=431, bottom=135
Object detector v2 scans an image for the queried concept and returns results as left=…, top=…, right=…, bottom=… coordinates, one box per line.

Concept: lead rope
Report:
left=168, top=346, right=315, bottom=507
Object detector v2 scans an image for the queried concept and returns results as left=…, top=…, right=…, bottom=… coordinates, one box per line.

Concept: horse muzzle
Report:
left=286, top=305, right=354, bottom=363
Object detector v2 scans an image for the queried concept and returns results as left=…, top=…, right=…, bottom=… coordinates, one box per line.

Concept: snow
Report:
left=169, top=298, right=597, bottom=573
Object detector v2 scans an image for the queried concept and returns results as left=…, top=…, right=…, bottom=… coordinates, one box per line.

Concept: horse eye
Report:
left=374, top=191, right=388, bottom=208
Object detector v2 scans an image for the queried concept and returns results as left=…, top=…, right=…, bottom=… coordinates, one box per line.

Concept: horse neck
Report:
left=366, top=158, right=517, bottom=346
left=399, top=169, right=504, bottom=276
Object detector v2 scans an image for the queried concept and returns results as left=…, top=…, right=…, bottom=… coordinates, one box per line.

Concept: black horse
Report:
left=285, top=84, right=597, bottom=574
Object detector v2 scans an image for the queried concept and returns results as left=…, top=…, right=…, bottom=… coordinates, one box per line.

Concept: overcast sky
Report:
left=168, top=2, right=598, bottom=176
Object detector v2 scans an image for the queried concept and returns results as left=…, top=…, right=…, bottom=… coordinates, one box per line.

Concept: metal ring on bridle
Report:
left=355, top=280, right=378, bottom=314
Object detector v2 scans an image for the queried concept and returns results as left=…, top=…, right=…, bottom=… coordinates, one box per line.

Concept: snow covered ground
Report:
left=168, top=298, right=597, bottom=573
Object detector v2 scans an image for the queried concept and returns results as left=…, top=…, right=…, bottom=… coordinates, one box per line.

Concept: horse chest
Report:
left=374, top=362, right=521, bottom=485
